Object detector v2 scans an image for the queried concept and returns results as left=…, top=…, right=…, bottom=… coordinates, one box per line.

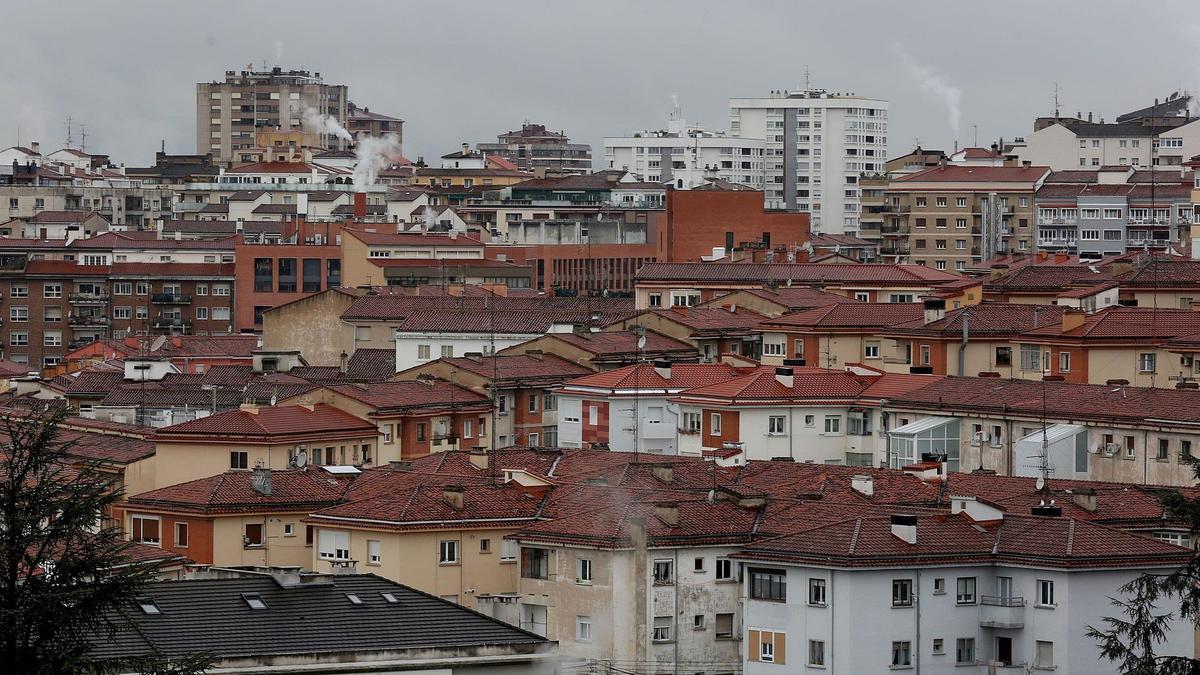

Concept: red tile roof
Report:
left=153, top=404, right=377, bottom=443
left=343, top=229, right=484, bottom=247
left=525, top=330, right=696, bottom=359
left=225, top=161, right=319, bottom=174
left=673, top=367, right=941, bottom=406
left=736, top=512, right=1190, bottom=569
left=1114, top=258, right=1200, bottom=288
left=323, top=380, right=490, bottom=413
left=724, top=287, right=862, bottom=311
left=1023, top=307, right=1200, bottom=342
left=759, top=303, right=923, bottom=331
left=424, top=353, right=593, bottom=385
left=635, top=306, right=766, bottom=334
left=984, top=265, right=1112, bottom=294
left=560, top=363, right=744, bottom=393
left=895, top=165, right=1051, bottom=183
left=343, top=348, right=396, bottom=381
left=885, top=303, right=1067, bottom=338
left=340, top=294, right=632, bottom=321
left=310, top=482, right=547, bottom=531
left=124, top=468, right=355, bottom=514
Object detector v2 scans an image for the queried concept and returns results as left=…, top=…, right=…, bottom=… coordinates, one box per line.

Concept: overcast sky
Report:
left=5, top=0, right=1200, bottom=166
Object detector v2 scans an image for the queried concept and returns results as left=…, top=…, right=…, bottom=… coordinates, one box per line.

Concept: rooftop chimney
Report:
left=651, top=465, right=674, bottom=484
left=30, top=141, right=39, bottom=154
left=442, top=486, right=465, bottom=510
left=774, top=366, right=794, bottom=388
left=468, top=448, right=489, bottom=471
left=1061, top=308, right=1086, bottom=332
left=353, top=192, right=367, bottom=219
left=251, top=466, right=271, bottom=496
left=851, top=474, right=874, bottom=497
left=1072, top=487, right=1098, bottom=513
left=923, top=298, right=947, bottom=324
left=890, top=514, right=918, bottom=545
left=653, top=359, right=672, bottom=380
left=1031, top=504, right=1062, bottom=517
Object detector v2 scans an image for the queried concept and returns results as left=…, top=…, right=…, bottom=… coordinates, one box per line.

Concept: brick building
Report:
left=654, top=189, right=810, bottom=261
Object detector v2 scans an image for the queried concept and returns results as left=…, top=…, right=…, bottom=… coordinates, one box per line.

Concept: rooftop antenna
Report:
left=64, top=116, right=74, bottom=148
left=803, top=65, right=811, bottom=91
left=1053, top=82, right=1061, bottom=117
left=80, top=124, right=88, bottom=153
left=971, top=124, right=978, bottom=148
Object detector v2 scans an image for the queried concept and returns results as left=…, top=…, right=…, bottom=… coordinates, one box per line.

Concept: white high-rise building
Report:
left=730, top=89, right=889, bottom=234
left=603, top=106, right=765, bottom=190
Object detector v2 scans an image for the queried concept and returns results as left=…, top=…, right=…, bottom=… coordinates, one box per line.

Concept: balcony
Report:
left=151, top=293, right=193, bottom=305
left=880, top=224, right=909, bottom=234
left=152, top=317, right=193, bottom=330
left=980, top=595, right=1025, bottom=629
left=1036, top=217, right=1077, bottom=227
left=431, top=434, right=459, bottom=449
left=881, top=246, right=910, bottom=256
left=69, top=292, right=110, bottom=305
left=68, top=315, right=110, bottom=327
left=68, top=337, right=99, bottom=350
left=882, top=204, right=911, bottom=213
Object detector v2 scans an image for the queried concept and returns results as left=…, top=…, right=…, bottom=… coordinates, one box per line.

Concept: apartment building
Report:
left=2, top=184, right=174, bottom=227
left=1016, top=93, right=1200, bottom=170
left=735, top=507, right=1192, bottom=674
left=1034, top=168, right=1193, bottom=255
left=477, top=122, right=592, bottom=174
left=884, top=165, right=1050, bottom=270
left=729, top=89, right=889, bottom=233
left=346, top=101, right=403, bottom=144
left=604, top=108, right=766, bottom=189
left=234, top=239, right=341, bottom=331
left=196, top=68, right=348, bottom=163
left=609, top=307, right=768, bottom=362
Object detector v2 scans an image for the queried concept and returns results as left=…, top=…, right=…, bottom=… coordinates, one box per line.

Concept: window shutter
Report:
left=748, top=629, right=761, bottom=662
left=775, top=631, right=786, bottom=665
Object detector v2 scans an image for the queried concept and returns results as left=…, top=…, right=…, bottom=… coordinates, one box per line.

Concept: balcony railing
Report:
left=1036, top=217, right=1077, bottom=227
left=68, top=315, right=110, bottom=327
left=980, top=595, right=1025, bottom=629
left=69, top=292, right=110, bottom=305
left=152, top=317, right=192, bottom=329
left=151, top=293, right=193, bottom=305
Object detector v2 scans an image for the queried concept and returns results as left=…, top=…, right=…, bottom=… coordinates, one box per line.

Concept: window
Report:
left=809, top=639, right=826, bottom=666
left=653, top=559, right=674, bottom=584
left=131, top=515, right=160, bottom=545
left=715, top=613, right=734, bottom=638
left=1183, top=440, right=1193, bottom=460
left=302, top=259, right=321, bottom=293
left=1158, top=438, right=1170, bottom=461
left=9, top=307, right=27, bottom=322
left=995, top=346, right=1012, bottom=367
left=957, top=197, right=967, bottom=207
left=652, top=616, right=672, bottom=642
left=417, top=344, right=431, bottom=360
left=501, top=539, right=518, bottom=561
left=368, top=539, right=381, bottom=564
left=920, top=344, right=931, bottom=365
left=1059, top=351, right=1071, bottom=372
left=213, top=307, right=230, bottom=321
left=577, top=616, right=592, bottom=642
left=648, top=293, right=662, bottom=307
left=213, top=284, right=230, bottom=296
left=762, top=336, right=786, bottom=356
left=681, top=411, right=701, bottom=433
left=716, top=557, right=733, bottom=581
left=9, top=284, right=27, bottom=298
left=196, top=283, right=208, bottom=296
left=439, top=540, right=459, bottom=564
left=1020, top=344, right=1042, bottom=371
left=1037, top=579, right=1055, bottom=607
left=956, top=637, right=975, bottom=665
left=710, top=413, right=722, bottom=434
left=242, top=593, right=268, bottom=610
left=749, top=568, right=786, bottom=601
left=278, top=258, right=297, bottom=292
left=933, top=638, right=944, bottom=655
left=43, top=283, right=62, bottom=298
left=768, top=415, right=786, bottom=435
left=480, top=538, right=491, bottom=553
left=892, top=578, right=913, bottom=607
left=8, top=331, right=26, bottom=347
left=244, top=523, right=263, bottom=547
left=808, top=578, right=827, bottom=606
left=253, top=258, right=273, bottom=292
left=1139, top=352, right=1156, bottom=373
left=1080, top=229, right=1100, bottom=240
left=956, top=577, right=977, bottom=604
left=136, top=282, right=149, bottom=296
left=283, top=523, right=294, bottom=536
left=865, top=341, right=880, bottom=358
left=112, top=306, right=131, bottom=320
left=936, top=197, right=947, bottom=207
left=891, top=641, right=912, bottom=667
left=229, top=451, right=248, bottom=469
left=521, top=547, right=549, bottom=579
left=43, top=331, right=61, bottom=347
left=823, top=415, right=841, bottom=434
left=1035, top=640, right=1054, bottom=669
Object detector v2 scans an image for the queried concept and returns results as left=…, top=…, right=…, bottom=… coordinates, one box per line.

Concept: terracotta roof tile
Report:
left=759, top=303, right=923, bottom=330
left=637, top=262, right=962, bottom=285
left=153, top=403, right=376, bottom=442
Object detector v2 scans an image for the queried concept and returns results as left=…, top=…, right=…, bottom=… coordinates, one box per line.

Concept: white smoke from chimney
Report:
left=302, top=107, right=352, bottom=142
left=352, top=132, right=402, bottom=192
left=898, top=50, right=962, bottom=143
left=423, top=205, right=435, bottom=232
left=272, top=40, right=284, bottom=65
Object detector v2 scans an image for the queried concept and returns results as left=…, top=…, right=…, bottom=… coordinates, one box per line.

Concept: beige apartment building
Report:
left=885, top=164, right=1050, bottom=271
left=197, top=68, right=348, bottom=163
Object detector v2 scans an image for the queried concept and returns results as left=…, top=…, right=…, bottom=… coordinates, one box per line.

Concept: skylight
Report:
left=241, top=593, right=268, bottom=610
left=381, top=592, right=399, bottom=604
left=346, top=593, right=363, bottom=605
left=137, top=598, right=161, bottom=615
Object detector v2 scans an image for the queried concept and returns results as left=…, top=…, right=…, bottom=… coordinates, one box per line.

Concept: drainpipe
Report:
left=914, top=569, right=921, bottom=673
left=958, top=311, right=970, bottom=376
left=673, top=548, right=680, bottom=672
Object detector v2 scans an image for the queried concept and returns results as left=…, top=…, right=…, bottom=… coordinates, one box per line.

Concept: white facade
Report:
left=394, top=331, right=539, bottom=372
left=604, top=109, right=766, bottom=190
left=1016, top=118, right=1200, bottom=171
left=679, top=403, right=886, bottom=465
left=730, top=89, right=889, bottom=235
left=556, top=394, right=680, bottom=454
left=740, top=560, right=1191, bottom=674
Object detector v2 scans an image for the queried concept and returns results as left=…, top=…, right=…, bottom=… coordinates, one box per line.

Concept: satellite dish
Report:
left=1035, top=476, right=1045, bottom=490
left=149, top=335, right=168, bottom=352
left=293, top=449, right=308, bottom=468
left=637, top=335, right=646, bottom=350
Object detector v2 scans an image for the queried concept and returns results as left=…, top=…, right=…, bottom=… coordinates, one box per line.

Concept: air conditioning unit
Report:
left=971, top=431, right=991, bottom=445
left=1104, top=442, right=1121, bottom=455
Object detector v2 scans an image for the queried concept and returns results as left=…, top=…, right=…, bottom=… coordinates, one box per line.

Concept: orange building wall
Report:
left=702, top=409, right=741, bottom=448
left=234, top=239, right=343, bottom=333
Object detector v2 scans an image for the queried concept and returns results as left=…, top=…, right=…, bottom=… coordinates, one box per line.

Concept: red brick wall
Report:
left=117, top=508, right=215, bottom=565
left=658, top=191, right=810, bottom=262
left=581, top=399, right=610, bottom=444
left=234, top=242, right=343, bottom=333
left=702, top=408, right=740, bottom=447
left=493, top=243, right=657, bottom=294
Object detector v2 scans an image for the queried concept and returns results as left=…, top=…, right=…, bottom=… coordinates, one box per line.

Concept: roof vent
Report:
left=653, top=359, right=672, bottom=380
left=890, top=514, right=918, bottom=544
left=1031, top=504, right=1062, bottom=517
left=775, top=366, right=794, bottom=388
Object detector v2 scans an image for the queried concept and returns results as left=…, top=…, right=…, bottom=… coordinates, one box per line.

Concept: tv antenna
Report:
left=64, top=116, right=74, bottom=148
left=1052, top=82, right=1061, bottom=117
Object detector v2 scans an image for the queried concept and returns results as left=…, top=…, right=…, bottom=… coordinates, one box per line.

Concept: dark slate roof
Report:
left=344, top=348, right=396, bottom=381
left=90, top=574, right=548, bottom=662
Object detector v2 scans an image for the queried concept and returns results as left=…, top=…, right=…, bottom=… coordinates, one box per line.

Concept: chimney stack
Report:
left=442, top=486, right=465, bottom=510
left=890, top=514, right=918, bottom=544
left=653, top=359, right=672, bottom=380
left=30, top=141, right=39, bottom=154
left=774, top=366, right=794, bottom=388
left=923, top=298, right=947, bottom=324
left=251, top=466, right=272, bottom=496
left=654, top=502, right=679, bottom=526
left=1072, top=487, right=1098, bottom=512
left=468, top=448, right=489, bottom=471
left=353, top=192, right=367, bottom=219
left=1061, top=307, right=1086, bottom=332
left=851, top=474, right=874, bottom=497
left=650, top=465, right=674, bottom=484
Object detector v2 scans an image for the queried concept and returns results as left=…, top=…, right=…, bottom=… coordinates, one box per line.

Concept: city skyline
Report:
left=6, top=0, right=1200, bottom=165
